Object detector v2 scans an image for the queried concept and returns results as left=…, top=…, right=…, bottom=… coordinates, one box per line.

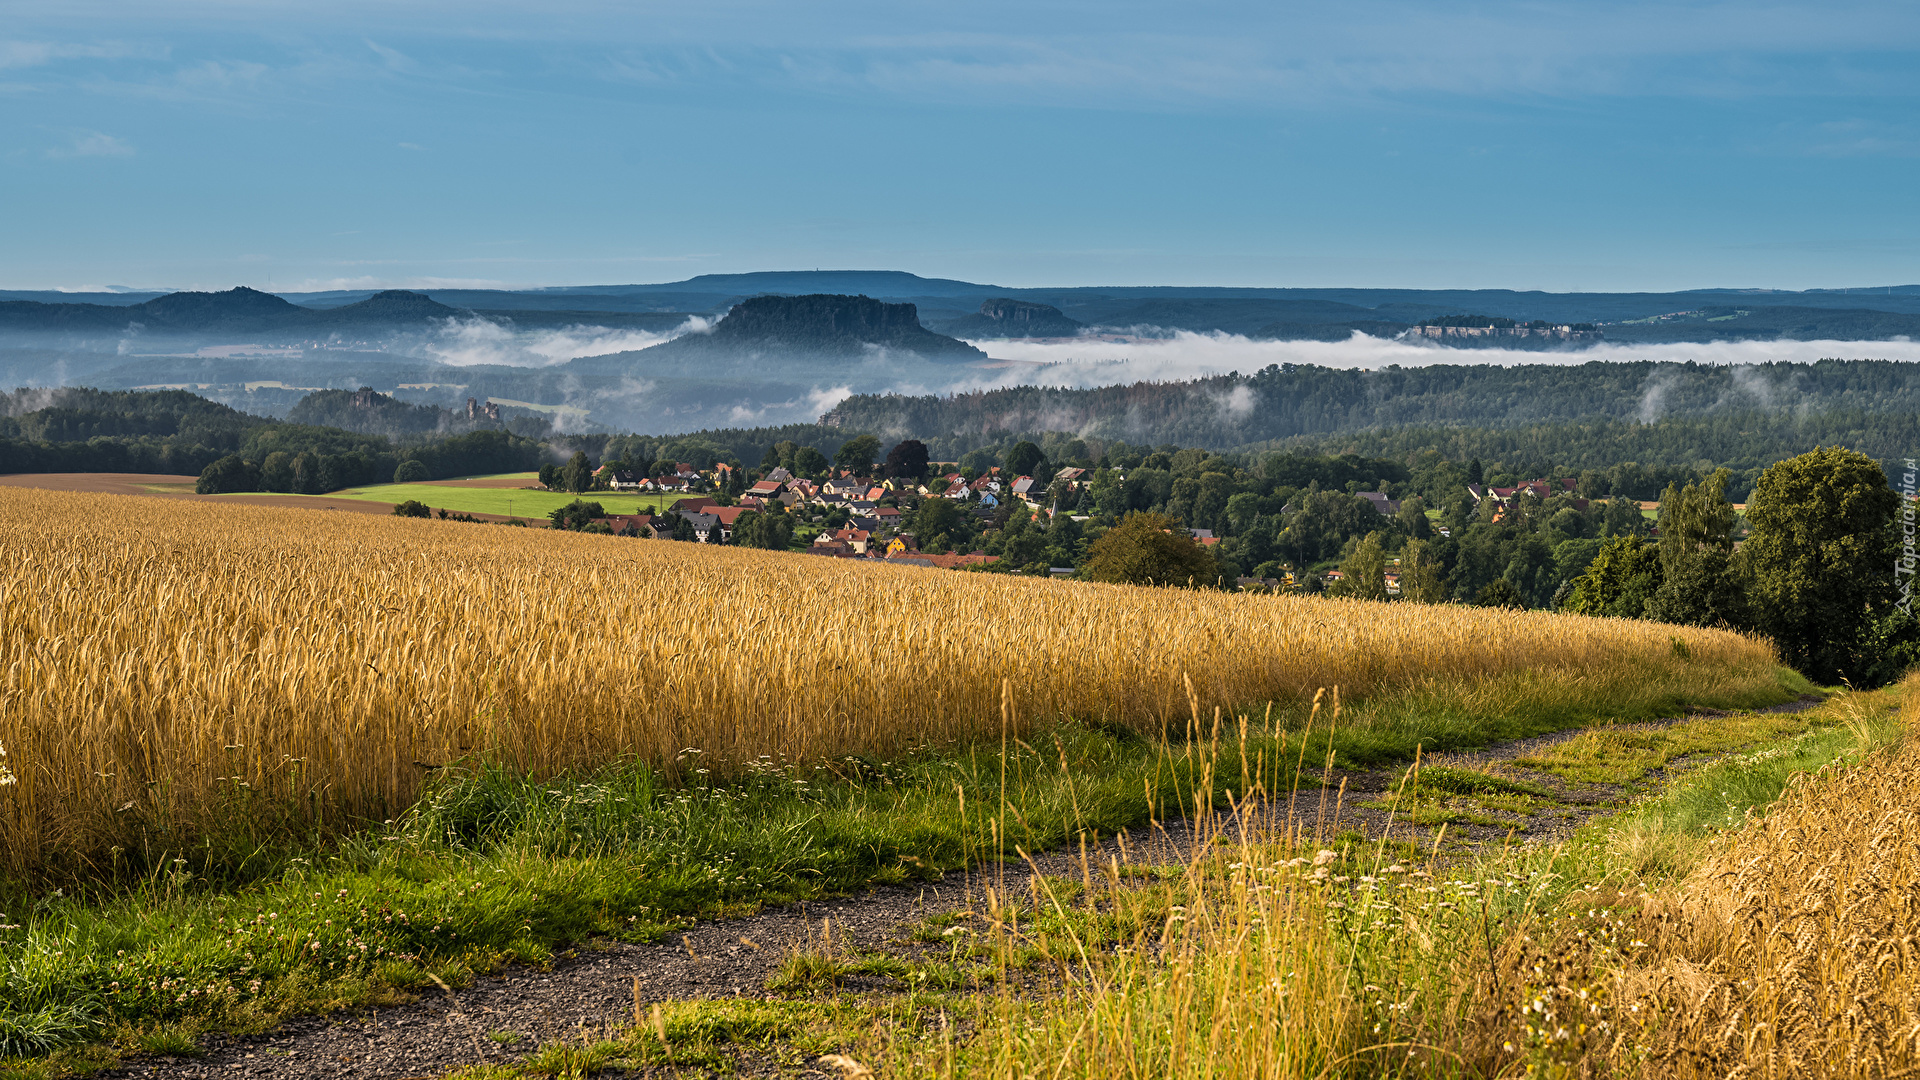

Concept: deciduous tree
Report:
left=1082, top=511, right=1220, bottom=588
left=1739, top=446, right=1899, bottom=682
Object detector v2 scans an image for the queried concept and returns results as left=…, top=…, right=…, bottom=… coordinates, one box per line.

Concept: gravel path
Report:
left=99, top=694, right=1826, bottom=1078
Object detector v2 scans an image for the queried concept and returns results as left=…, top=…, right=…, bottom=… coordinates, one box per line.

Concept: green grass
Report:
left=1586, top=688, right=1905, bottom=880
left=0, top=659, right=1816, bottom=1072
left=241, top=475, right=692, bottom=519
left=1510, top=703, right=1838, bottom=785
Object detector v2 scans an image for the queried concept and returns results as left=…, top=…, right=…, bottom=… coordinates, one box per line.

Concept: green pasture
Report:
left=282, top=475, right=687, bottom=519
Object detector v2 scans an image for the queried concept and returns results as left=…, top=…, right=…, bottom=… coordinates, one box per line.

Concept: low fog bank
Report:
left=9, top=319, right=1920, bottom=439
left=964, top=331, right=1920, bottom=389
left=414, top=315, right=716, bottom=367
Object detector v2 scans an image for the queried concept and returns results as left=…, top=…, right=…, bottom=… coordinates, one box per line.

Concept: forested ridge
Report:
left=823, top=359, right=1920, bottom=456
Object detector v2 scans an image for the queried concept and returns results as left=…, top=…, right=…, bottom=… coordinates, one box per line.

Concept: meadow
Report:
left=299, top=475, right=687, bottom=518
left=0, top=487, right=1824, bottom=1072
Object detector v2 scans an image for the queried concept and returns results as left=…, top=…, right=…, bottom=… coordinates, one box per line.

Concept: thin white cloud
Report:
left=0, top=39, right=166, bottom=70
left=420, top=314, right=714, bottom=367
left=44, top=130, right=133, bottom=157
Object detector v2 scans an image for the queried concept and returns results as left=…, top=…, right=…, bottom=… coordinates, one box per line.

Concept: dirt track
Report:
left=92, top=694, right=1829, bottom=1079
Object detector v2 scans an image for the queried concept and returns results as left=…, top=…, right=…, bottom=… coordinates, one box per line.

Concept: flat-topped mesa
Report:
left=938, top=298, right=1085, bottom=340
left=637, top=293, right=987, bottom=361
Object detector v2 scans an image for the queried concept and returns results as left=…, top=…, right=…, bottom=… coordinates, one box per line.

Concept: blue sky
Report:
left=3, top=1, right=1918, bottom=292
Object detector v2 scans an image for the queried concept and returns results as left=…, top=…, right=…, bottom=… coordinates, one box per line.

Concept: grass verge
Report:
left=0, top=664, right=1814, bottom=1074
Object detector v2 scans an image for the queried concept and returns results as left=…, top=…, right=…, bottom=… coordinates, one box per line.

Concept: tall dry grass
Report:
left=0, top=488, right=1778, bottom=876
left=1608, top=676, right=1920, bottom=1078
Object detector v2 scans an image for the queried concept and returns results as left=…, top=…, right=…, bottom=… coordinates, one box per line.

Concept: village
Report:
left=544, top=455, right=1616, bottom=592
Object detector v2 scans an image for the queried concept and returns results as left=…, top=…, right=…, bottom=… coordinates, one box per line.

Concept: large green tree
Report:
left=1398, top=537, right=1450, bottom=603
left=195, top=454, right=259, bottom=494
left=884, top=439, right=931, bottom=479
left=547, top=498, right=605, bottom=531
left=733, top=503, right=794, bottom=550
left=1003, top=440, right=1045, bottom=478
left=559, top=451, right=593, bottom=494
left=1082, top=511, right=1220, bottom=588
left=1739, top=446, right=1899, bottom=682
left=1645, top=469, right=1748, bottom=627
left=833, top=434, right=881, bottom=473
left=1564, top=535, right=1663, bottom=617
left=1328, top=531, right=1389, bottom=600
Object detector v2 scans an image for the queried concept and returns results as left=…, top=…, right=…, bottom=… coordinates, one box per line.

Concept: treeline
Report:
left=550, top=422, right=853, bottom=475
left=0, top=388, right=271, bottom=476
left=1259, top=408, right=1920, bottom=500
left=822, top=359, right=1920, bottom=456
left=196, top=429, right=547, bottom=494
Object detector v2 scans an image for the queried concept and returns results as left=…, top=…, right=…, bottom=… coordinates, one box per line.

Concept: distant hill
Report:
left=261, top=272, right=1920, bottom=341
left=18, top=273, right=1920, bottom=345
left=0, top=287, right=463, bottom=336
left=1603, top=305, right=1920, bottom=342
left=935, top=299, right=1085, bottom=339
left=585, top=294, right=986, bottom=367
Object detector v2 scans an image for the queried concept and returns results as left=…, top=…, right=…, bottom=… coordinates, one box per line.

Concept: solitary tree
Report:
left=1004, top=441, right=1045, bottom=478
left=1643, top=469, right=1748, bottom=627
left=392, top=499, right=432, bottom=518
left=1398, top=537, right=1450, bottom=603
left=1740, top=446, right=1899, bottom=682
left=1474, top=578, right=1526, bottom=609
left=734, top=503, right=794, bottom=550
left=833, top=434, right=882, bottom=474
left=559, top=452, right=593, bottom=494
left=1564, top=535, right=1663, bottom=617
left=1083, top=511, right=1220, bottom=588
left=884, top=439, right=931, bottom=479
left=196, top=454, right=259, bottom=495
left=1328, top=531, right=1389, bottom=600
left=792, top=446, right=829, bottom=479
left=393, top=459, right=429, bottom=484
left=547, top=498, right=605, bottom=531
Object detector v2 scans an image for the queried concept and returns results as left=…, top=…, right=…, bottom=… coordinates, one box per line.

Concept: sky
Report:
left=3, top=0, right=1919, bottom=293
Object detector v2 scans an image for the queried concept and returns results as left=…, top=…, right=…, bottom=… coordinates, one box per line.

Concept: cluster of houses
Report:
left=571, top=462, right=1107, bottom=569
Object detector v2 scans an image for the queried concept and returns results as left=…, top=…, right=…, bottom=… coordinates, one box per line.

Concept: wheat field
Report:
left=0, top=487, right=1779, bottom=875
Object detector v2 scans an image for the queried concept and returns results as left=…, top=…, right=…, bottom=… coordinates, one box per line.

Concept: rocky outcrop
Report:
left=936, top=298, right=1084, bottom=339
left=634, top=294, right=986, bottom=361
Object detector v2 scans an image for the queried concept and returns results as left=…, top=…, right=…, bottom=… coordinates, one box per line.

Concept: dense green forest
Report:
left=0, top=388, right=546, bottom=489
left=822, top=359, right=1920, bottom=457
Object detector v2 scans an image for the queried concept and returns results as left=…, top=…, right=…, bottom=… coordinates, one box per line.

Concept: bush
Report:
left=393, top=459, right=430, bottom=483
left=392, top=500, right=431, bottom=518
left=195, top=454, right=259, bottom=495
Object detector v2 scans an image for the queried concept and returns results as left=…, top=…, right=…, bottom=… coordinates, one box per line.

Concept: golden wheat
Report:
left=1613, top=678, right=1920, bottom=1078
left=0, top=487, right=1777, bottom=874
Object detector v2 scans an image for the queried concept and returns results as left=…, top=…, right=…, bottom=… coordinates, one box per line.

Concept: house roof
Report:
left=1357, top=491, right=1400, bottom=515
